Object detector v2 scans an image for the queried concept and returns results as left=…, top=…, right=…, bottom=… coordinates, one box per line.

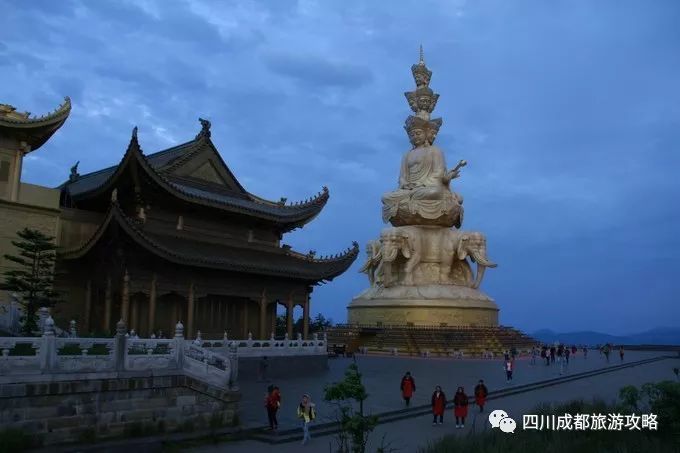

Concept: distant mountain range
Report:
left=531, top=327, right=680, bottom=346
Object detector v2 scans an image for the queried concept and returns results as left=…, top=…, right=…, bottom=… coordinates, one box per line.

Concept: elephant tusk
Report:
left=471, top=251, right=497, bottom=268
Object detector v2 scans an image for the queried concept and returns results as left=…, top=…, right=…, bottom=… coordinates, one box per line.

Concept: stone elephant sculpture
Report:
left=359, top=239, right=383, bottom=286
left=379, top=226, right=422, bottom=287
left=440, top=231, right=497, bottom=289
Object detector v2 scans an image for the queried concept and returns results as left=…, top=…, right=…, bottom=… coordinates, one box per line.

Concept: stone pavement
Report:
left=235, top=350, right=662, bottom=430
left=186, top=352, right=679, bottom=453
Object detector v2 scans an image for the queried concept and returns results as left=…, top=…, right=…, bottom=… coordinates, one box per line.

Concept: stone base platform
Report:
left=347, top=284, right=498, bottom=326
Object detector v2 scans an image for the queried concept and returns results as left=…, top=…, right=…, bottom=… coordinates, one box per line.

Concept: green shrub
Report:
left=0, top=428, right=35, bottom=453
left=77, top=427, right=97, bottom=443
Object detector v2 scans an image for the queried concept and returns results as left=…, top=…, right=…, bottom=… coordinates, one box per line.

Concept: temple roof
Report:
left=59, top=121, right=330, bottom=231
left=0, top=97, right=71, bottom=151
left=59, top=199, right=359, bottom=283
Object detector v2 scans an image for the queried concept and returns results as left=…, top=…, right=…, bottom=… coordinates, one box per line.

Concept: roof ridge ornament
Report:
left=69, top=161, right=80, bottom=182
left=196, top=117, right=211, bottom=140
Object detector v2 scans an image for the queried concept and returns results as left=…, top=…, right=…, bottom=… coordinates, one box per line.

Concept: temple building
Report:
left=1, top=98, right=358, bottom=339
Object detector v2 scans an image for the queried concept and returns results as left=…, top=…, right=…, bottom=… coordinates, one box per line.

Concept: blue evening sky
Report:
left=2, top=0, right=679, bottom=335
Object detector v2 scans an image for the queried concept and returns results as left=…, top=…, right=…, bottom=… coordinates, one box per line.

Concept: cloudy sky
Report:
left=2, top=0, right=679, bottom=335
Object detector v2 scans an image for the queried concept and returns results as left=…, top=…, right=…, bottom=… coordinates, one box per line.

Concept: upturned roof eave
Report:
left=59, top=201, right=358, bottom=282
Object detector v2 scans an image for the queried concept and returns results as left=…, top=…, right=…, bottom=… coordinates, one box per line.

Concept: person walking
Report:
left=297, top=393, right=316, bottom=445
left=258, top=356, right=269, bottom=382
left=505, top=359, right=513, bottom=382
left=603, top=344, right=610, bottom=363
left=431, top=385, right=447, bottom=425
left=400, top=371, right=416, bottom=406
left=474, top=379, right=488, bottom=413
left=619, top=346, right=624, bottom=362
left=565, top=346, right=571, bottom=365
left=530, top=346, right=537, bottom=365
left=264, top=385, right=281, bottom=431
left=541, top=346, right=549, bottom=366
left=583, top=345, right=588, bottom=359
left=549, top=345, right=556, bottom=364
left=453, top=387, right=469, bottom=428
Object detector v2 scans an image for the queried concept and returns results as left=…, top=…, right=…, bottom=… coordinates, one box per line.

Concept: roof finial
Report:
left=419, top=44, right=425, bottom=65
left=69, top=161, right=80, bottom=182
left=197, top=117, right=211, bottom=139
left=132, top=126, right=138, bottom=140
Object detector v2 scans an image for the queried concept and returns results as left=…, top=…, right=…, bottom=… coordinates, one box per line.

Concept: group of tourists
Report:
left=263, top=385, right=316, bottom=445
left=598, top=343, right=625, bottom=363
left=401, top=372, right=489, bottom=429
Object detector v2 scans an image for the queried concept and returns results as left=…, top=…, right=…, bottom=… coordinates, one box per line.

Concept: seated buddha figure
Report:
left=381, top=115, right=465, bottom=228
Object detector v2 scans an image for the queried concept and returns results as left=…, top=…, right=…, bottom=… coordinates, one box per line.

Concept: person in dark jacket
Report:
left=431, top=385, right=447, bottom=425
left=453, top=387, right=469, bottom=428
left=400, top=371, right=416, bottom=406
left=474, top=379, right=488, bottom=413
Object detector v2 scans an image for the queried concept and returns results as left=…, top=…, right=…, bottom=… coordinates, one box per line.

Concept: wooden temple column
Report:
left=104, top=277, right=112, bottom=332
left=243, top=300, right=249, bottom=338
left=259, top=290, right=267, bottom=340
left=148, top=273, right=157, bottom=335
left=286, top=296, right=293, bottom=339
left=271, top=302, right=277, bottom=337
left=187, top=281, right=195, bottom=339
left=83, top=280, right=92, bottom=334
left=303, top=292, right=310, bottom=340
left=131, top=296, right=139, bottom=332
left=120, top=269, right=130, bottom=323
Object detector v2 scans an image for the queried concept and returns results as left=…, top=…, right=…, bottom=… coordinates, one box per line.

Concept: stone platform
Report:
left=348, top=284, right=498, bottom=326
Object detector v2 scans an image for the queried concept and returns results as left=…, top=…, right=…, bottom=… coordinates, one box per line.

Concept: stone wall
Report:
left=0, top=374, right=240, bottom=447
left=238, top=355, right=328, bottom=379
left=0, top=199, right=60, bottom=323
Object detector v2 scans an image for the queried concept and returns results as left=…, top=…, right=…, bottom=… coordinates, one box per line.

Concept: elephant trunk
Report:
left=382, top=261, right=393, bottom=287
left=472, top=264, right=486, bottom=289
left=383, top=247, right=399, bottom=263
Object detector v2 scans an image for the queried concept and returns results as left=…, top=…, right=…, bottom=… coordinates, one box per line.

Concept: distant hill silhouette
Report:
left=531, top=327, right=680, bottom=346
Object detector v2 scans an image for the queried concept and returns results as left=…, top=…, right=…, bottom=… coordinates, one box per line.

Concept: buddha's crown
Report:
left=404, top=46, right=442, bottom=143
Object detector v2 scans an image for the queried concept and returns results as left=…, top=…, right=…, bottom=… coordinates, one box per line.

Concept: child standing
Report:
left=297, top=393, right=316, bottom=445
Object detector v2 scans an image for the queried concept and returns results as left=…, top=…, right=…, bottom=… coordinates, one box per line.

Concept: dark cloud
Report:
left=265, top=53, right=373, bottom=89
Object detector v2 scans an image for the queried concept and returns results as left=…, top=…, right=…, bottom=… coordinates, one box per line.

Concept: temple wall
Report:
left=0, top=199, right=60, bottom=325
left=57, top=208, right=103, bottom=250
left=0, top=375, right=239, bottom=447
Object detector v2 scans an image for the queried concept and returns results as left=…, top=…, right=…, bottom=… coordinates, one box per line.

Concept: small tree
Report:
left=0, top=228, right=61, bottom=335
left=324, top=361, right=379, bottom=453
left=310, top=313, right=333, bottom=333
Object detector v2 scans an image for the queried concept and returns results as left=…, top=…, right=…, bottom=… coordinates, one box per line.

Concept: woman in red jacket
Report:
left=400, top=371, right=416, bottom=406
left=431, top=385, right=447, bottom=425
left=453, top=386, right=469, bottom=428
left=474, top=379, right=488, bottom=413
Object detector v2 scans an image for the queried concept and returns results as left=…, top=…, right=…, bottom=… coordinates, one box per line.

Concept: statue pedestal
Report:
left=347, top=284, right=498, bottom=327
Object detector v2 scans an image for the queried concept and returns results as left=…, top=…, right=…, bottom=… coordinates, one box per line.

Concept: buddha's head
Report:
left=409, top=127, right=427, bottom=147
left=404, top=87, right=439, bottom=115
left=404, top=116, right=442, bottom=147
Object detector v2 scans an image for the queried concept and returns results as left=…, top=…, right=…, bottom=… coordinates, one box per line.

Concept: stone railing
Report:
left=199, top=331, right=327, bottom=357
left=0, top=317, right=235, bottom=390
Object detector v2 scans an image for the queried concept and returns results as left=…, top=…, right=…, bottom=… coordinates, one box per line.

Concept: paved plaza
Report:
left=186, top=350, right=679, bottom=452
